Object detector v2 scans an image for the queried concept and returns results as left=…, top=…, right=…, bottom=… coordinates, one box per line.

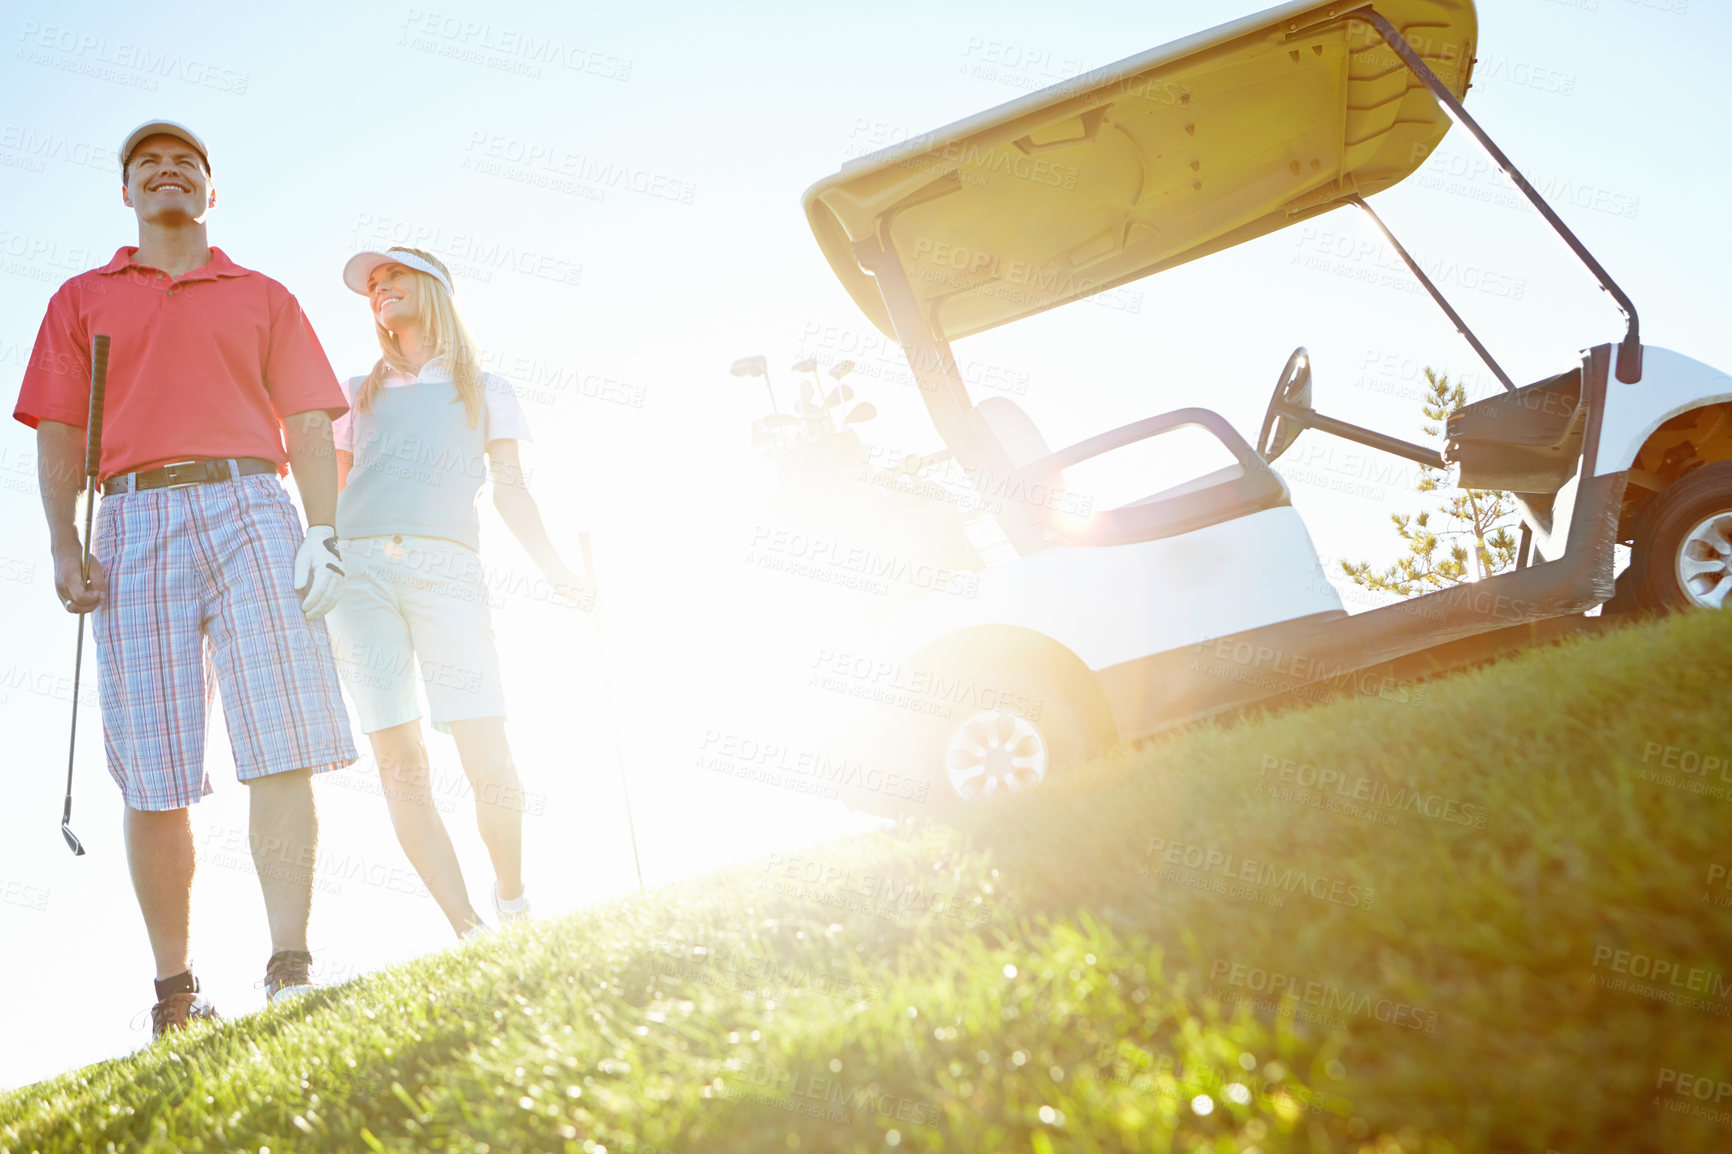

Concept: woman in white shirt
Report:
left=329, top=245, right=586, bottom=938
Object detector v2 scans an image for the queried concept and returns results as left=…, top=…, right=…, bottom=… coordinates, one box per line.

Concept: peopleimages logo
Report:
left=1292, top=225, right=1528, bottom=301
left=1642, top=742, right=1730, bottom=780
left=351, top=213, right=584, bottom=287
left=1591, top=944, right=1732, bottom=1016
left=757, top=852, right=997, bottom=927
left=0, top=229, right=101, bottom=277
left=1408, top=143, right=1641, bottom=221
left=1094, top=1041, right=1336, bottom=1115
left=1593, top=945, right=1732, bottom=996
left=908, top=238, right=1143, bottom=313
left=807, top=649, right=1045, bottom=722
left=746, top=524, right=980, bottom=599
left=1141, top=837, right=1374, bottom=909
left=0, top=124, right=119, bottom=172
left=1656, top=1068, right=1732, bottom=1107
left=649, top=940, right=884, bottom=1005
left=1190, top=636, right=1425, bottom=707
left=199, top=826, right=430, bottom=898
left=398, top=9, right=632, bottom=80
left=461, top=132, right=695, bottom=204
left=722, top=1064, right=940, bottom=1128
left=1258, top=756, right=1487, bottom=828
left=1706, top=863, right=1732, bottom=908
left=15, top=21, right=251, bottom=93
left=1208, top=959, right=1440, bottom=1033
left=696, top=729, right=930, bottom=804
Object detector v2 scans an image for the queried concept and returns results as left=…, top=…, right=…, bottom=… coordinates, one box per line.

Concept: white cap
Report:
left=119, top=119, right=209, bottom=173
left=342, top=246, right=455, bottom=298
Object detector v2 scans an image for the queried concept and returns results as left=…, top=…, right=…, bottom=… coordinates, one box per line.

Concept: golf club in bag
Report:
left=61, top=333, right=109, bottom=857
left=580, top=531, right=644, bottom=893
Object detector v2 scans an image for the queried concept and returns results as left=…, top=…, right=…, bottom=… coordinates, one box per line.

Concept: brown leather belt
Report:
left=102, top=457, right=278, bottom=495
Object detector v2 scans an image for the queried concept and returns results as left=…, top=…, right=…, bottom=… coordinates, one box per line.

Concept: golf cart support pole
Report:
left=1346, top=9, right=1643, bottom=384
left=854, top=239, right=975, bottom=451
left=1294, top=409, right=1446, bottom=470
left=1349, top=195, right=1517, bottom=395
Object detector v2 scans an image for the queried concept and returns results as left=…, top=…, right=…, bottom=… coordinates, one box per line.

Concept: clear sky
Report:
left=1, top=0, right=1727, bottom=1090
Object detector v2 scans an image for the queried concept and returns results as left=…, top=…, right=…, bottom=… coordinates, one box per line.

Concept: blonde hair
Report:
left=353, top=250, right=484, bottom=428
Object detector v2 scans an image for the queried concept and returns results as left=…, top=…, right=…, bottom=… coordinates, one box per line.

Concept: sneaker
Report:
left=462, top=921, right=493, bottom=942
left=150, top=992, right=221, bottom=1038
left=263, top=949, right=316, bottom=1005
left=493, top=882, right=531, bottom=925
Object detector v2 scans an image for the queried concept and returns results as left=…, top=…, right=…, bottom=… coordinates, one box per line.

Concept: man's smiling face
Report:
left=121, top=133, right=214, bottom=224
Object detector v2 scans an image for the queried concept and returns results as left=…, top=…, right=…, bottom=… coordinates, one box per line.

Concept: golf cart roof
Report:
left=804, top=0, right=1478, bottom=344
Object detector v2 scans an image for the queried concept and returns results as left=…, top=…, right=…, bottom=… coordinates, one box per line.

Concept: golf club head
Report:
left=61, top=822, right=86, bottom=856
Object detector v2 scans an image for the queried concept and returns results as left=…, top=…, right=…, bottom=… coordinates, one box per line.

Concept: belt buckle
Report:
left=157, top=460, right=209, bottom=489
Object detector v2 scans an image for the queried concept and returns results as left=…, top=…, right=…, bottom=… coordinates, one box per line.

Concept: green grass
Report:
left=5, top=612, right=1732, bottom=1153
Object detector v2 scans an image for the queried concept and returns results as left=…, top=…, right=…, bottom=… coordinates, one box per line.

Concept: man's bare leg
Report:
left=371, top=721, right=483, bottom=935
left=124, top=807, right=195, bottom=979
left=246, top=767, right=317, bottom=953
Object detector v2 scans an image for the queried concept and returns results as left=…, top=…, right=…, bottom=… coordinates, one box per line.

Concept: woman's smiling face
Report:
left=366, top=262, right=421, bottom=330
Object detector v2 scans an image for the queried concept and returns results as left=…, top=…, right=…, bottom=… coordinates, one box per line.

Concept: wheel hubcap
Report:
left=1676, top=510, right=1732, bottom=609
left=944, top=710, right=1048, bottom=801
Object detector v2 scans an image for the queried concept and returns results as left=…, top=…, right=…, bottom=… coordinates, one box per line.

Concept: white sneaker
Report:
left=462, top=921, right=493, bottom=942
left=270, top=985, right=316, bottom=1006
left=264, top=950, right=317, bottom=1005
left=493, top=881, right=531, bottom=925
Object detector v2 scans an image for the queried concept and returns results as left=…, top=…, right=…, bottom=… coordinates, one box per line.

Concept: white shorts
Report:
left=326, top=534, right=507, bottom=736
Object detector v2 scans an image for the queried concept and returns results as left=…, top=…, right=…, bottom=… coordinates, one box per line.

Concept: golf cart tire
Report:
left=1626, top=460, right=1732, bottom=613
left=919, top=632, right=1115, bottom=814
left=845, top=630, right=1117, bottom=818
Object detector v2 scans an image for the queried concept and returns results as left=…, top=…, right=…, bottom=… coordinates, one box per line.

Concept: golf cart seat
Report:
left=964, top=397, right=1290, bottom=553
left=1446, top=367, right=1585, bottom=493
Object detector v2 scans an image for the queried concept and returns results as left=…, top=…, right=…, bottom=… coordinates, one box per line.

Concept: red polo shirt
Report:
left=12, top=246, right=348, bottom=482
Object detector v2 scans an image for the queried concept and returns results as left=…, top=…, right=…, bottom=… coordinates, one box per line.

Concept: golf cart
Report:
left=799, top=0, right=1732, bottom=811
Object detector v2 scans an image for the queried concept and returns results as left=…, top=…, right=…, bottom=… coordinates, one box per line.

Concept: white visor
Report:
left=343, top=247, right=455, bottom=298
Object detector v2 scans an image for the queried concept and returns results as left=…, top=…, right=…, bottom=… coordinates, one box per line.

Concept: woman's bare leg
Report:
left=369, top=720, right=483, bottom=936
left=446, top=717, right=523, bottom=902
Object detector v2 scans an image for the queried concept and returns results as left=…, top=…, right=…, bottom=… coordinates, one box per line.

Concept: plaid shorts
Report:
left=91, top=472, right=357, bottom=810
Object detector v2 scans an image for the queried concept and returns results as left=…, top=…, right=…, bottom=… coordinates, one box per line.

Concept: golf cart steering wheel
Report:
left=1256, top=347, right=1313, bottom=464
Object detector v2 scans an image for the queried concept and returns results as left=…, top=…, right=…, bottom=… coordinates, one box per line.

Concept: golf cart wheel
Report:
left=1628, top=460, right=1732, bottom=612
left=930, top=663, right=1113, bottom=808
left=944, top=706, right=1050, bottom=801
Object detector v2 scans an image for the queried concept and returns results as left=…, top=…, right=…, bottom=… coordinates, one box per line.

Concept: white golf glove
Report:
left=293, top=525, right=346, bottom=619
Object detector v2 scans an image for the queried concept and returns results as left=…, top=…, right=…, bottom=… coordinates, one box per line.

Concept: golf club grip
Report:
left=85, top=334, right=110, bottom=478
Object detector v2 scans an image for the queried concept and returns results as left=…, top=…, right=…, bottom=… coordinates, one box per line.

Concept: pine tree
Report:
left=1339, top=368, right=1520, bottom=596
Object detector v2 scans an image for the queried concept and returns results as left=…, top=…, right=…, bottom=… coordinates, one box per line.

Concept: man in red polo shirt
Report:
left=13, top=120, right=357, bottom=1037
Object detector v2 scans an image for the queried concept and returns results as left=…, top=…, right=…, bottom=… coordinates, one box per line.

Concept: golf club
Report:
left=579, top=531, right=644, bottom=893
left=791, top=358, right=835, bottom=433
left=62, top=333, right=109, bottom=857
left=729, top=354, right=778, bottom=414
